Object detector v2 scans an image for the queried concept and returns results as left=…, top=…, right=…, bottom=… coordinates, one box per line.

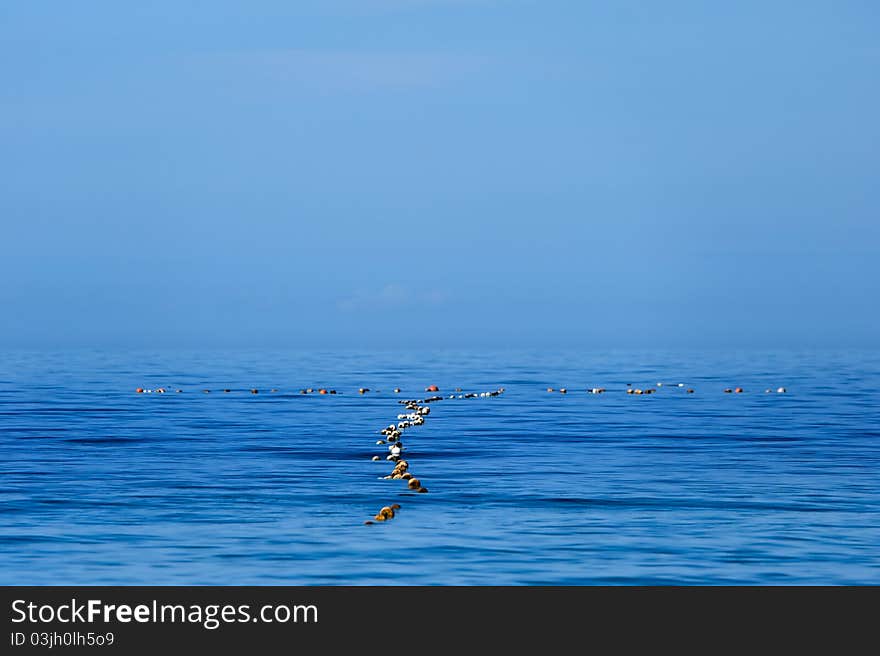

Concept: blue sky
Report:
left=1, top=1, right=878, bottom=348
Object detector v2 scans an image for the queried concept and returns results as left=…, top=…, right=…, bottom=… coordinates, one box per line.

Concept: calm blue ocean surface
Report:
left=1, top=349, right=878, bottom=585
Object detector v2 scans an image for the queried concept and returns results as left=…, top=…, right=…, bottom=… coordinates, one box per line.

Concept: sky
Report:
left=1, top=1, right=878, bottom=349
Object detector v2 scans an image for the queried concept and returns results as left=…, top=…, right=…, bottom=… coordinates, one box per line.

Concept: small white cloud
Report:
left=337, top=283, right=449, bottom=311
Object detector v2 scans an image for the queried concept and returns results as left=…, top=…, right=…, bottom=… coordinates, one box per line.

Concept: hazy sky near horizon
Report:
left=2, top=1, right=878, bottom=349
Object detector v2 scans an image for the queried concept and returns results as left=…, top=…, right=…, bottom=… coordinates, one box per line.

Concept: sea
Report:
left=1, top=349, right=878, bottom=585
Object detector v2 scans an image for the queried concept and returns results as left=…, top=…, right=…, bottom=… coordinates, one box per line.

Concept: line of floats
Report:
left=548, top=384, right=787, bottom=394
left=134, top=385, right=787, bottom=395
left=133, top=382, right=787, bottom=525
left=133, top=383, right=507, bottom=526
left=363, top=384, right=505, bottom=526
